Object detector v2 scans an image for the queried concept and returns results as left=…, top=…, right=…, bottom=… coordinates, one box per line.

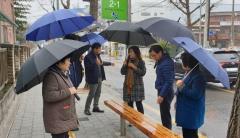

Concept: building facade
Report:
left=0, top=0, right=16, bottom=44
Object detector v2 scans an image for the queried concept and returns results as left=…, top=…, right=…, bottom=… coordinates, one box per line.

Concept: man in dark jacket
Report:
left=84, top=43, right=114, bottom=115
left=149, top=45, right=175, bottom=130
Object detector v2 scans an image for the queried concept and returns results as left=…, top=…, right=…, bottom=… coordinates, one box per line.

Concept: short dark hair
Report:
left=149, top=45, right=163, bottom=53
left=91, top=43, right=101, bottom=50
left=181, top=52, right=199, bottom=69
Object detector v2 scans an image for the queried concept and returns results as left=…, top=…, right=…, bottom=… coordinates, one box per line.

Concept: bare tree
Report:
left=169, top=0, right=221, bottom=28
left=90, top=0, right=98, bottom=20
left=227, top=68, right=240, bottom=138
left=61, top=0, right=70, bottom=9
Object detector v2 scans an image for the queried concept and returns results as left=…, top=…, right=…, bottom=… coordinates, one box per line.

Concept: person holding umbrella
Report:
left=121, top=46, right=146, bottom=115
left=149, top=45, right=175, bottom=130
left=175, top=52, right=206, bottom=138
left=42, top=55, right=79, bottom=138
left=64, top=34, right=84, bottom=89
left=84, top=43, right=114, bottom=115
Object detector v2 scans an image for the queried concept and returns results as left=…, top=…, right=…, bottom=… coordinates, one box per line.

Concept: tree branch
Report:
left=190, top=0, right=206, bottom=14
left=179, top=0, right=187, bottom=8
left=50, top=0, right=56, bottom=11
left=61, top=0, right=70, bottom=9
left=191, top=4, right=215, bottom=26
left=36, top=0, right=49, bottom=12
left=169, top=0, right=187, bottom=14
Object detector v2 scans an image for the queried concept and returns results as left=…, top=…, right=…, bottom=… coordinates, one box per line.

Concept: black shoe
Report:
left=84, top=110, right=91, bottom=115
left=92, top=107, right=104, bottom=113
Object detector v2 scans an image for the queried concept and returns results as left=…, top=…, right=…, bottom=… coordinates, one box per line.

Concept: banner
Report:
left=101, top=0, right=128, bottom=21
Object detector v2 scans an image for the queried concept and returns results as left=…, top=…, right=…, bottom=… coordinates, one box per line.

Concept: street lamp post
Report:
left=203, top=0, right=210, bottom=48
left=231, top=0, right=235, bottom=47
left=199, top=0, right=202, bottom=45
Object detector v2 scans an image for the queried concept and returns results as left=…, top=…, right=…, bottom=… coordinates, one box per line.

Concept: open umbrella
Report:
left=173, top=37, right=230, bottom=88
left=80, top=32, right=107, bottom=45
left=15, top=40, right=90, bottom=94
left=137, top=17, right=194, bottom=45
left=26, top=8, right=95, bottom=41
left=99, top=22, right=157, bottom=46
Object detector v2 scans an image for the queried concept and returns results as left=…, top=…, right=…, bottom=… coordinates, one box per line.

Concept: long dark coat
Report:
left=121, top=60, right=146, bottom=102
left=42, top=67, right=78, bottom=134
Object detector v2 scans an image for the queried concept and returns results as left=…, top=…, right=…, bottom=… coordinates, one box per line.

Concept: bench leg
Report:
left=120, top=117, right=126, bottom=136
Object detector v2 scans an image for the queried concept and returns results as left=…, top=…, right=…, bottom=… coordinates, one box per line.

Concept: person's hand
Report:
left=77, top=88, right=90, bottom=93
left=128, top=63, right=137, bottom=70
left=79, top=55, right=84, bottom=62
left=176, top=80, right=184, bottom=88
left=96, top=58, right=102, bottom=65
left=69, top=87, right=77, bottom=95
left=157, top=96, right=164, bottom=104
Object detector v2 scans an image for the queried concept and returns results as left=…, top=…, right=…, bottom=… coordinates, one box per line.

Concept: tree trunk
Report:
left=227, top=67, right=240, bottom=138
left=90, top=0, right=98, bottom=20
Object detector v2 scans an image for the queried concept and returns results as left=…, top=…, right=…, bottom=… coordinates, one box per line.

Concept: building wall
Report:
left=0, top=0, right=15, bottom=44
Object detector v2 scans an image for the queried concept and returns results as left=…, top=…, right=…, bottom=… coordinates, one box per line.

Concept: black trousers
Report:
left=128, top=101, right=144, bottom=114
left=160, top=99, right=172, bottom=130
left=51, top=132, right=69, bottom=138
left=182, top=128, right=198, bottom=138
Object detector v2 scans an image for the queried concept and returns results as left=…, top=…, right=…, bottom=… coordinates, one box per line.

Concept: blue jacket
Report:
left=155, top=55, right=175, bottom=102
left=176, top=69, right=206, bottom=129
left=84, top=51, right=111, bottom=84
left=69, top=59, right=84, bottom=88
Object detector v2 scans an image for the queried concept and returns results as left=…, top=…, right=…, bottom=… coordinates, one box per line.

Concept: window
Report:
left=3, top=26, right=8, bottom=43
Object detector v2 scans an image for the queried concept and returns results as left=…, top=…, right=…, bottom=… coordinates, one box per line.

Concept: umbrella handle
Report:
left=182, top=63, right=199, bottom=81
left=74, top=94, right=80, bottom=101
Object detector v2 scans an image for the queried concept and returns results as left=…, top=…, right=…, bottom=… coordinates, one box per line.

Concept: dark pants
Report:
left=51, top=132, right=69, bottom=138
left=85, top=79, right=102, bottom=111
left=160, top=99, right=172, bottom=129
left=128, top=101, right=144, bottom=114
left=182, top=128, right=198, bottom=138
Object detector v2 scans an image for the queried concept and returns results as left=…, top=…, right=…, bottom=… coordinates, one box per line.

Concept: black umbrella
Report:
left=16, top=40, right=90, bottom=97
left=99, top=22, right=157, bottom=46
left=136, top=17, right=194, bottom=45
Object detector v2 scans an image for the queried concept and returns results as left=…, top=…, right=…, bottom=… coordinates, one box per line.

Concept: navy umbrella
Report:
left=173, top=37, right=230, bottom=88
left=100, top=22, right=157, bottom=46
left=80, top=32, right=107, bottom=45
left=16, top=40, right=90, bottom=94
left=26, top=9, right=95, bottom=41
left=137, top=17, right=194, bottom=45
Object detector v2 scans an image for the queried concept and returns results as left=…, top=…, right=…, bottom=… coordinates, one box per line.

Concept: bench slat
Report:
left=104, top=100, right=181, bottom=138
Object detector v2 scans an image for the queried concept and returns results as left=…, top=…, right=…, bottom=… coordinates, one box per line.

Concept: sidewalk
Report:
left=7, top=83, right=147, bottom=138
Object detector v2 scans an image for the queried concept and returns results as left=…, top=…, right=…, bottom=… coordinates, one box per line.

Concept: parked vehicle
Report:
left=174, top=49, right=239, bottom=88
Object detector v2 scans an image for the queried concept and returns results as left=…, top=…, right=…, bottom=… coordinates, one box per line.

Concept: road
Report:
left=102, top=55, right=234, bottom=138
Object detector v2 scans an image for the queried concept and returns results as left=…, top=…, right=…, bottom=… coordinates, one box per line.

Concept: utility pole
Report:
left=203, top=0, right=210, bottom=47
left=231, top=0, right=235, bottom=47
left=199, top=0, right=202, bottom=45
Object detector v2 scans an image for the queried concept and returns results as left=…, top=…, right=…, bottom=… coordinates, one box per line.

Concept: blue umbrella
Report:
left=173, top=37, right=230, bottom=88
left=26, top=8, right=95, bottom=41
left=80, top=32, right=107, bottom=45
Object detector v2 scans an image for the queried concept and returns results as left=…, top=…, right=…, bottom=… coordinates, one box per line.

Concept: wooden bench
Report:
left=104, top=100, right=181, bottom=138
